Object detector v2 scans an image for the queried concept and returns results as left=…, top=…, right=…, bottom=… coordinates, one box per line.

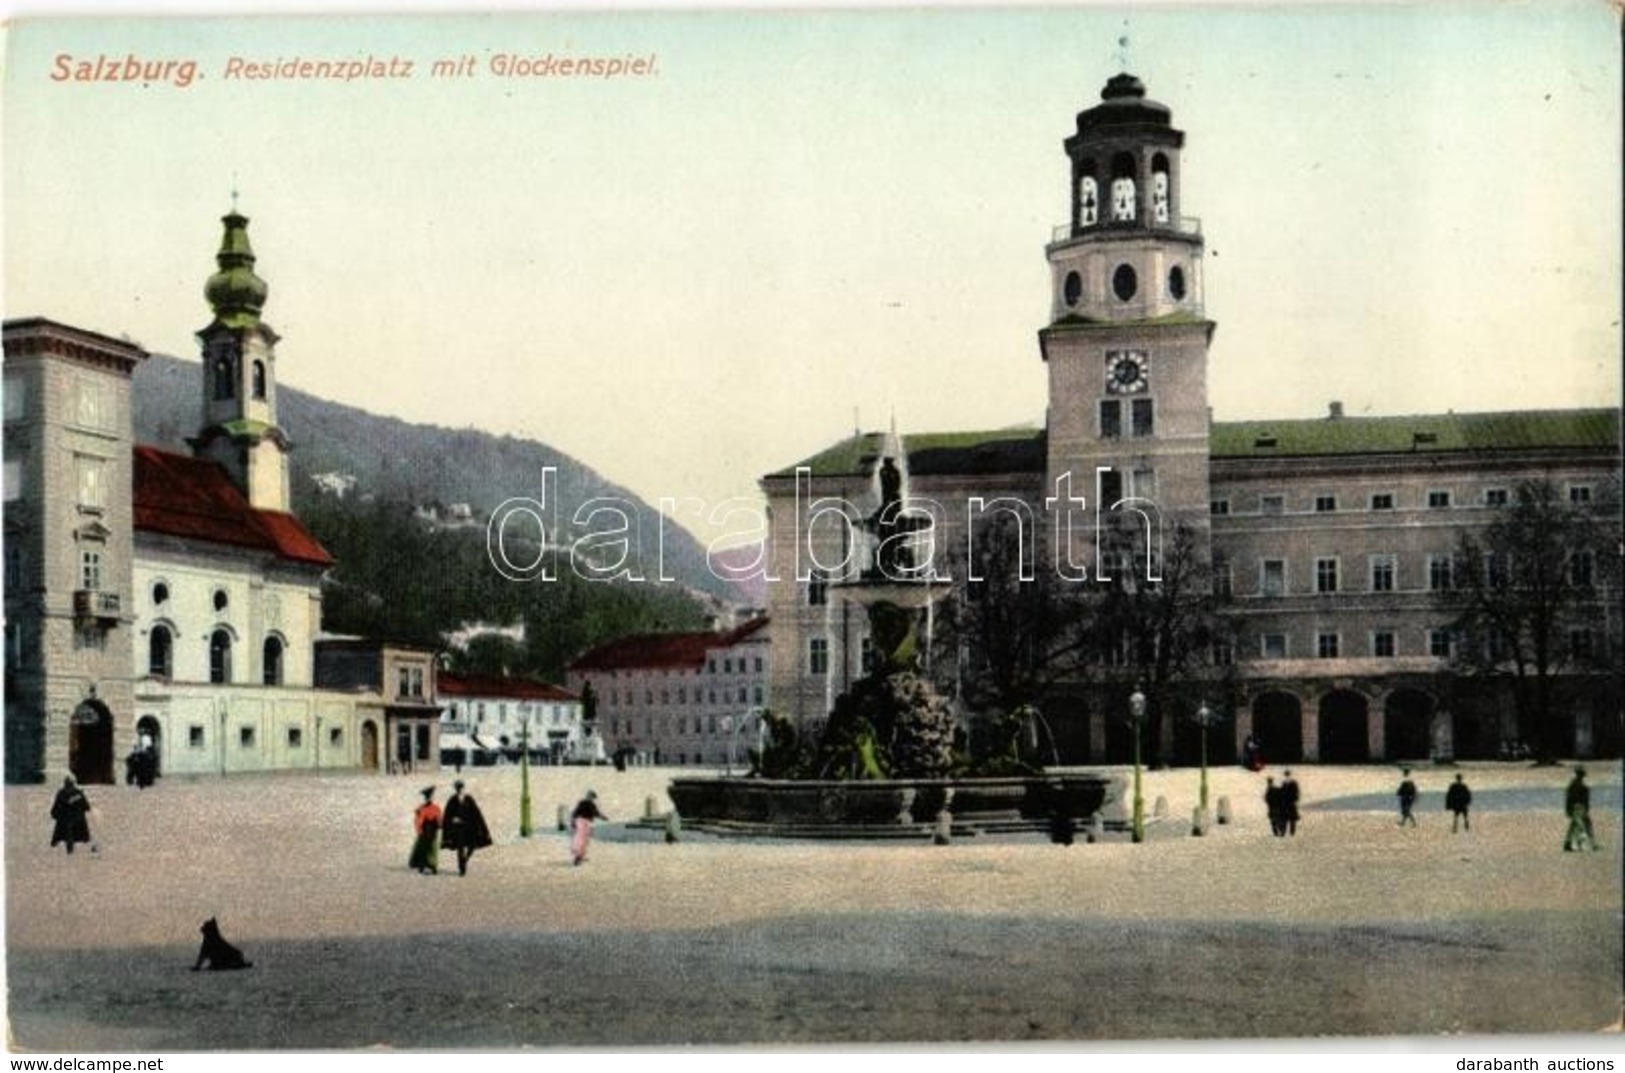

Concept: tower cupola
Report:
left=204, top=212, right=269, bottom=328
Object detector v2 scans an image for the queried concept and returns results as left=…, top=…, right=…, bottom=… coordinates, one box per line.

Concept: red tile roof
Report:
left=133, top=446, right=333, bottom=566
left=438, top=673, right=579, bottom=702
left=568, top=616, right=769, bottom=673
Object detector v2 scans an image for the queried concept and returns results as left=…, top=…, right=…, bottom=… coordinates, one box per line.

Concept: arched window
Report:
left=251, top=360, right=267, bottom=400
left=148, top=625, right=173, bottom=680
left=1111, top=153, right=1137, bottom=222
left=209, top=630, right=232, bottom=684
left=263, top=635, right=284, bottom=686
left=1078, top=167, right=1099, bottom=227
left=212, top=355, right=235, bottom=401
left=1152, top=154, right=1171, bottom=224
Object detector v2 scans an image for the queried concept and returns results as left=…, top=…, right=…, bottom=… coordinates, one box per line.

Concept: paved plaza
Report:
left=4, top=761, right=1620, bottom=1049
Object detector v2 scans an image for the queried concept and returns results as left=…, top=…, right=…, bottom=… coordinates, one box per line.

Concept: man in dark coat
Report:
left=1445, top=773, right=1472, bottom=833
left=1396, top=768, right=1418, bottom=827
left=441, top=779, right=493, bottom=876
left=1281, top=770, right=1301, bottom=836
left=1264, top=777, right=1285, bottom=837
left=50, top=776, right=93, bottom=854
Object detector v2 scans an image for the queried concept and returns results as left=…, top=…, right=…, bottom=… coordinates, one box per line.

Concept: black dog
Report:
left=192, top=917, right=253, bottom=971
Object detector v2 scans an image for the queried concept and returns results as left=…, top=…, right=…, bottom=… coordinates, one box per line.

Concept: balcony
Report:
left=1051, top=215, right=1202, bottom=244
left=73, top=589, right=120, bottom=622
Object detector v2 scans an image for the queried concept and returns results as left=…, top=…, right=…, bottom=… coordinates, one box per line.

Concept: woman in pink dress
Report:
left=570, top=789, right=607, bottom=866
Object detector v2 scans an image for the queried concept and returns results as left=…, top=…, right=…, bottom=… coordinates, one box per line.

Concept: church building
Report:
left=761, top=72, right=1621, bottom=766
left=4, top=210, right=397, bottom=782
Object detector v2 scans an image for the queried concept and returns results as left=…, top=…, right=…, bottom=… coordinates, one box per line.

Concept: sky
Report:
left=4, top=1, right=1620, bottom=549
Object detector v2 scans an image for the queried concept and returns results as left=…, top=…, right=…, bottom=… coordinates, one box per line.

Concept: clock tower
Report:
left=1040, top=72, right=1214, bottom=569
left=191, top=210, right=292, bottom=513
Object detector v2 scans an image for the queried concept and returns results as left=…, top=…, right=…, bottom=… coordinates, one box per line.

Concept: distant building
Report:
left=567, top=617, right=769, bottom=766
left=436, top=673, right=588, bottom=766
left=314, top=638, right=442, bottom=774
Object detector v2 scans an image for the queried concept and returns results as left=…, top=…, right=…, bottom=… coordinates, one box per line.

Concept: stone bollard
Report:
left=556, top=804, right=568, bottom=832
left=1153, top=795, right=1169, bottom=818
left=1089, top=813, right=1105, bottom=844
left=1191, top=806, right=1206, bottom=837
left=644, top=795, right=658, bottom=820
left=665, top=810, right=682, bottom=844
left=1216, top=796, right=1232, bottom=825
left=932, top=810, right=952, bottom=846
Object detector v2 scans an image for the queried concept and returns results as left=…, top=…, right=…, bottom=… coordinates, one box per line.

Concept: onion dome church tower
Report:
left=1040, top=71, right=1215, bottom=569
left=190, top=209, right=291, bottom=512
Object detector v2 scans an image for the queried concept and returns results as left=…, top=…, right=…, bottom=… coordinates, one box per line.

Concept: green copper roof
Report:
left=769, top=429, right=1046, bottom=479
left=205, top=212, right=269, bottom=326
left=1211, top=408, right=1620, bottom=458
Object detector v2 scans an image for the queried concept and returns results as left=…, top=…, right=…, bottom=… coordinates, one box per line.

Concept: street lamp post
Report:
left=1129, top=686, right=1147, bottom=844
left=1193, top=701, right=1219, bottom=815
left=519, top=716, right=533, bottom=838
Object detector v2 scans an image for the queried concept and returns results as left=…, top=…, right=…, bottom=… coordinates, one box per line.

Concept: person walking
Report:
left=1564, top=767, right=1598, bottom=852
left=1396, top=768, right=1419, bottom=827
left=1264, top=777, right=1285, bottom=837
left=1445, top=773, right=1472, bottom=833
left=1281, top=770, right=1301, bottom=836
left=49, top=775, right=93, bottom=854
left=570, top=789, right=607, bottom=866
left=441, top=779, right=493, bottom=876
left=408, top=786, right=441, bottom=875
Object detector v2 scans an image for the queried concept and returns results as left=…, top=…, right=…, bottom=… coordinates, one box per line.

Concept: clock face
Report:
left=1106, top=350, right=1150, bottom=394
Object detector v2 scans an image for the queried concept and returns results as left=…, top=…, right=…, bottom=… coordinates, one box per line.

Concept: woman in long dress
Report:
left=408, top=786, right=441, bottom=874
left=570, top=790, right=606, bottom=866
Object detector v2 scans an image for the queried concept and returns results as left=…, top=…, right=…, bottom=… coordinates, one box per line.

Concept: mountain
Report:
left=132, top=353, right=740, bottom=602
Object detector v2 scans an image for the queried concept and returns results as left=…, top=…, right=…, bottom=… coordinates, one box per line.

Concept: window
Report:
left=1315, top=558, right=1339, bottom=594
left=189, top=725, right=205, bottom=749
left=213, top=589, right=229, bottom=612
left=860, top=636, right=876, bottom=676
left=1569, top=485, right=1593, bottom=504
left=152, top=582, right=169, bottom=605
left=3, top=376, right=24, bottom=422
left=1569, top=550, right=1594, bottom=588
left=209, top=630, right=232, bottom=684
left=213, top=355, right=235, bottom=401
left=1099, top=399, right=1122, bottom=439
left=677, top=686, right=687, bottom=705
left=1261, top=559, right=1286, bottom=597
left=1429, top=629, right=1454, bottom=659
left=1130, top=398, right=1154, bottom=438
left=1370, top=492, right=1394, bottom=511
left=1111, top=175, right=1136, bottom=221
left=807, top=571, right=829, bottom=607
left=723, top=658, right=733, bottom=674
left=263, top=636, right=284, bottom=686
left=1212, top=560, right=1233, bottom=597
left=1370, top=555, right=1395, bottom=593
left=1569, top=628, right=1594, bottom=661
left=1151, top=163, right=1170, bottom=223
left=1129, top=467, right=1157, bottom=500
left=239, top=726, right=256, bottom=748
left=1211, top=641, right=1234, bottom=667
left=148, top=626, right=173, bottom=679
left=75, top=379, right=106, bottom=429
left=287, top=727, right=303, bottom=748
left=252, top=360, right=267, bottom=400
left=4, top=621, right=23, bottom=670
left=329, top=727, right=343, bottom=748
left=1261, top=633, right=1287, bottom=659
left=80, top=550, right=102, bottom=591
left=5, top=544, right=23, bottom=593
left=1210, top=499, right=1230, bottom=516
left=1260, top=495, right=1284, bottom=516
left=1428, top=555, right=1454, bottom=591
left=754, top=656, right=764, bottom=673
left=707, top=658, right=718, bottom=673
left=1483, top=552, right=1508, bottom=587
left=809, top=637, right=829, bottom=676
left=1427, top=490, right=1451, bottom=509
left=1372, top=631, right=1397, bottom=658
left=1483, top=488, right=1508, bottom=507
left=753, top=686, right=764, bottom=704
left=1316, top=633, right=1340, bottom=659
left=1314, top=495, right=1337, bottom=513
left=1098, top=469, right=1124, bottom=506
left=1078, top=175, right=1099, bottom=226
left=76, top=457, right=104, bottom=510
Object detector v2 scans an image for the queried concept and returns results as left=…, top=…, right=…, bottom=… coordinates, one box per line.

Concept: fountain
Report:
left=666, top=435, right=1121, bottom=838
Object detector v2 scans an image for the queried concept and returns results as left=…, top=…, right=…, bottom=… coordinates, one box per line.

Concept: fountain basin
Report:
left=665, top=773, right=1122, bottom=839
